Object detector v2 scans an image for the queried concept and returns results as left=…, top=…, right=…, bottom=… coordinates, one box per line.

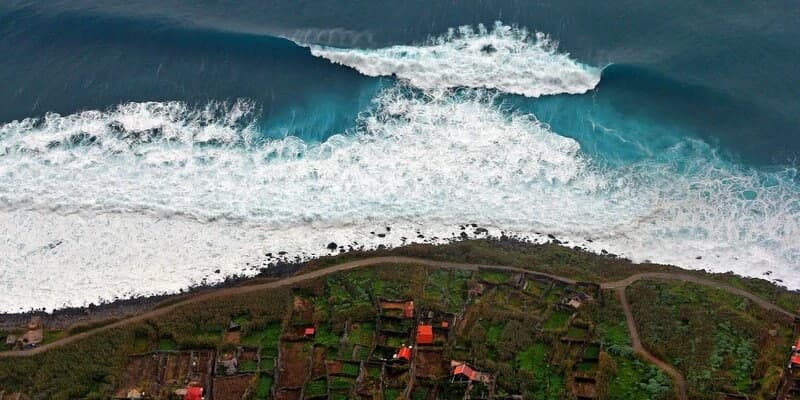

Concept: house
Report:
left=564, top=292, right=594, bottom=309
left=404, top=301, right=414, bottom=318
left=395, top=345, right=412, bottom=362
left=4, top=335, right=17, bottom=349
left=451, top=361, right=492, bottom=384
left=183, top=386, right=203, bottom=400
left=218, top=353, right=238, bottom=375
left=416, top=325, right=434, bottom=345
left=17, top=329, right=43, bottom=349
left=304, top=327, right=316, bottom=338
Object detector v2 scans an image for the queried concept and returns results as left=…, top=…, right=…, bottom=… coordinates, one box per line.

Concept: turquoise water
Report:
left=0, top=2, right=798, bottom=311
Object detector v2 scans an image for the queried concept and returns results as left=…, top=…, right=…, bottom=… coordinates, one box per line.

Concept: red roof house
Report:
left=453, top=364, right=479, bottom=381
left=397, top=345, right=412, bottom=361
left=304, top=327, right=316, bottom=337
left=792, top=338, right=800, bottom=366
left=404, top=301, right=414, bottom=318
left=184, top=386, right=203, bottom=400
left=416, top=325, right=434, bottom=345
left=441, top=321, right=449, bottom=329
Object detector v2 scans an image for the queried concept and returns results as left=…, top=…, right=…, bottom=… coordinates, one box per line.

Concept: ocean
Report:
left=0, top=0, right=798, bottom=311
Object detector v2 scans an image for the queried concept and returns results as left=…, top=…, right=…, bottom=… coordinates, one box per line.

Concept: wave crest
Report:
left=309, top=22, right=601, bottom=97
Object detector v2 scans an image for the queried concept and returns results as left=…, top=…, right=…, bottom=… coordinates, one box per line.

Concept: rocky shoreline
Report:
left=0, top=260, right=304, bottom=331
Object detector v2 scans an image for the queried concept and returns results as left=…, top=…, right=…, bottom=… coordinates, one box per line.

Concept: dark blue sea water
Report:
left=0, top=0, right=798, bottom=310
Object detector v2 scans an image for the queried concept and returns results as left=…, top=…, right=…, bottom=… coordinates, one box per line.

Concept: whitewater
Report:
left=1, top=23, right=798, bottom=312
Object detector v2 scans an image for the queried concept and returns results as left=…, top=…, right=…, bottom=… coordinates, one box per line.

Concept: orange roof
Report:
left=184, top=386, right=203, bottom=400
left=793, top=354, right=800, bottom=366
left=398, top=346, right=412, bottom=361
left=453, top=364, right=479, bottom=380
left=404, top=301, right=414, bottom=318
left=417, top=325, right=434, bottom=345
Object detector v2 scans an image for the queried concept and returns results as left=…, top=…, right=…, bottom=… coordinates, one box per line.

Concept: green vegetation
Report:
left=255, top=373, right=272, bottom=399
left=1, top=240, right=799, bottom=400
left=627, top=280, right=793, bottom=399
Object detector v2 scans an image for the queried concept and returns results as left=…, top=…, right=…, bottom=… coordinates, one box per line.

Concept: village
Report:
left=3, top=256, right=800, bottom=400
left=1, top=265, right=605, bottom=400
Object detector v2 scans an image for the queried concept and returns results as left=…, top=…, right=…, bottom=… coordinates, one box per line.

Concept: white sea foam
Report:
left=1, top=85, right=799, bottom=311
left=2, top=21, right=799, bottom=311
left=309, top=22, right=601, bottom=97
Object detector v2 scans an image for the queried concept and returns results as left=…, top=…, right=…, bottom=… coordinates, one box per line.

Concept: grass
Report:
left=330, top=376, right=355, bottom=390
left=479, top=270, right=509, bottom=284
left=349, top=322, right=375, bottom=346
left=241, top=322, right=282, bottom=348
left=567, top=326, right=589, bottom=340
left=384, top=388, right=402, bottom=400
left=517, top=342, right=564, bottom=399
left=342, top=362, right=360, bottom=377
left=260, top=357, right=275, bottom=370
left=255, top=374, right=272, bottom=399
left=304, top=378, right=328, bottom=398
left=543, top=309, right=571, bottom=331
left=240, top=360, right=258, bottom=372
left=158, top=337, right=177, bottom=351
left=486, top=323, right=503, bottom=346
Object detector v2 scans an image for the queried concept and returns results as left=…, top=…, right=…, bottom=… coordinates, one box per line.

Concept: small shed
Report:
left=453, top=364, right=479, bottom=381
left=304, top=327, right=316, bottom=338
left=403, top=301, right=414, bottom=318
left=396, top=345, right=412, bottom=362
left=416, top=325, right=434, bottom=345
left=18, top=329, right=43, bottom=349
left=183, top=386, right=203, bottom=400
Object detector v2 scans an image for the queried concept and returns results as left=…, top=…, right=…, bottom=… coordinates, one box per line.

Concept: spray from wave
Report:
left=309, top=22, right=601, bottom=97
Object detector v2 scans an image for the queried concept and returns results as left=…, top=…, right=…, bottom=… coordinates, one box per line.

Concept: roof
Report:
left=441, top=321, right=449, bottom=328
left=304, top=327, right=316, bottom=336
left=453, top=364, right=479, bottom=381
left=19, top=329, right=43, bottom=346
left=397, top=346, right=412, bottom=361
left=417, top=325, right=434, bottom=345
left=792, top=353, right=800, bottom=366
left=184, top=386, right=203, bottom=400
left=404, top=301, right=414, bottom=318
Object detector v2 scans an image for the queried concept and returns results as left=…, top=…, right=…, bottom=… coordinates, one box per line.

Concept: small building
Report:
left=451, top=361, right=492, bottom=384
left=4, top=334, right=17, bottom=349
left=183, top=386, right=203, bottom=400
left=404, top=301, right=414, bottom=318
left=416, top=325, right=434, bottom=345
left=440, top=321, right=450, bottom=329
left=18, top=329, right=43, bottom=349
left=304, top=327, right=316, bottom=338
left=218, top=353, right=238, bottom=375
left=564, top=293, right=593, bottom=309
left=395, top=345, right=412, bottom=362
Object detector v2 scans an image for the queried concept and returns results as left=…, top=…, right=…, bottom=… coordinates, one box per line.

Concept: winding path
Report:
left=1, top=256, right=795, bottom=400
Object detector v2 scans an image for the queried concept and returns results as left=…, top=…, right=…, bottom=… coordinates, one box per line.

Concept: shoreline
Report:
left=1, top=236, right=793, bottom=331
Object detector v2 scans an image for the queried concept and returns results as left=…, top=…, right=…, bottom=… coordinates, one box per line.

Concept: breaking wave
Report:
left=309, top=22, right=601, bottom=97
left=1, top=22, right=798, bottom=311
